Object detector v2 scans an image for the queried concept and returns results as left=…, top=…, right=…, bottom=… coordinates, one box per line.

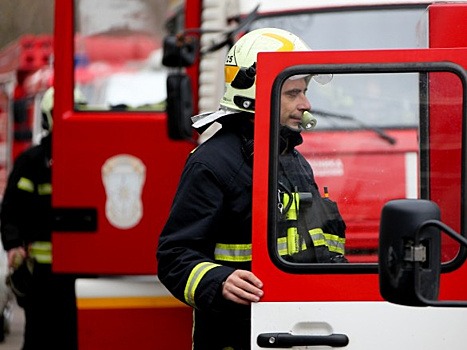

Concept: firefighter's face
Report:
left=280, top=78, right=311, bottom=131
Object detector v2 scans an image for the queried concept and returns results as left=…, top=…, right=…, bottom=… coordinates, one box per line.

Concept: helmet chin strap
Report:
left=233, top=96, right=255, bottom=111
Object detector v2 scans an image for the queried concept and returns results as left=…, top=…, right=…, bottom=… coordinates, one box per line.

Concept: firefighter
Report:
left=157, top=27, right=346, bottom=350
left=0, top=87, right=85, bottom=350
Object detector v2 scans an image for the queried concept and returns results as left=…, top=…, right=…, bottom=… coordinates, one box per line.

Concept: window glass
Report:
left=251, top=7, right=426, bottom=129
left=73, top=0, right=171, bottom=111
left=272, top=69, right=464, bottom=266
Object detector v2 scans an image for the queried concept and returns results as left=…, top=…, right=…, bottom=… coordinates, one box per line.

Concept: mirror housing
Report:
left=379, top=199, right=441, bottom=306
left=162, top=35, right=197, bottom=68
left=166, top=73, right=193, bottom=140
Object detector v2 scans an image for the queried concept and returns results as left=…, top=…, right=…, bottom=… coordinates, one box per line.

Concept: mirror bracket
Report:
left=414, top=219, right=467, bottom=307
left=404, top=244, right=426, bottom=263
left=379, top=199, right=467, bottom=307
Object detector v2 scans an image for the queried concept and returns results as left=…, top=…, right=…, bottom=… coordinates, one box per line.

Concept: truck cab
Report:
left=35, top=0, right=467, bottom=348
left=249, top=3, right=467, bottom=349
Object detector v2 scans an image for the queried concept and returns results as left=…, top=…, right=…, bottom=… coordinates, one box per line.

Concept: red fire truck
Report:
left=1, top=0, right=467, bottom=348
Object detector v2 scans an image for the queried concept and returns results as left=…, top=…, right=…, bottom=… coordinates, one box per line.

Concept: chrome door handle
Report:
left=257, top=332, right=349, bottom=348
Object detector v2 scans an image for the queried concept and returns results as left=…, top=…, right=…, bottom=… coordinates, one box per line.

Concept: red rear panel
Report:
left=52, top=1, right=194, bottom=274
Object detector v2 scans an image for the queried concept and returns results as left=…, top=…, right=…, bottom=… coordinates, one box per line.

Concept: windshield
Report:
left=250, top=6, right=426, bottom=130
left=73, top=0, right=170, bottom=111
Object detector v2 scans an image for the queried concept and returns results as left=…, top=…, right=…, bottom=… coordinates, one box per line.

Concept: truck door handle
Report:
left=52, top=207, right=97, bottom=232
left=257, top=332, right=349, bottom=348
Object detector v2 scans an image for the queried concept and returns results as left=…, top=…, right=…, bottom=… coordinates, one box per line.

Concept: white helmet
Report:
left=220, top=27, right=311, bottom=113
left=40, top=87, right=87, bottom=131
left=40, top=87, right=55, bottom=131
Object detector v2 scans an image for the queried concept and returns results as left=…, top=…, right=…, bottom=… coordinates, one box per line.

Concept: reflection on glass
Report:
left=73, top=0, right=170, bottom=111
left=251, top=7, right=425, bottom=51
left=274, top=71, right=463, bottom=265
left=276, top=74, right=348, bottom=264
left=308, top=73, right=419, bottom=130
left=251, top=7, right=426, bottom=126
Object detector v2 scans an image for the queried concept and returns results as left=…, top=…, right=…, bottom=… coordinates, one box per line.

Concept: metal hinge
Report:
left=404, top=244, right=426, bottom=262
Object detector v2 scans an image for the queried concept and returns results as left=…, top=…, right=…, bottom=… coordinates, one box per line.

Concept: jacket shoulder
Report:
left=190, top=129, right=244, bottom=167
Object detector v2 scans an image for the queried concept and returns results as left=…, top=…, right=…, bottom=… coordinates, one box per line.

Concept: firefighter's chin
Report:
left=283, top=119, right=302, bottom=132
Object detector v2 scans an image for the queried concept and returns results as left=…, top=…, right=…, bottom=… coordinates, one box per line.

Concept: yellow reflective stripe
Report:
left=309, top=229, right=346, bottom=254
left=184, top=262, right=221, bottom=308
left=287, top=227, right=300, bottom=255
left=323, top=233, right=346, bottom=255
left=283, top=192, right=299, bottom=220
left=17, top=177, right=34, bottom=193
left=280, top=231, right=346, bottom=257
left=29, top=241, right=52, bottom=264
left=277, top=237, right=287, bottom=256
left=38, top=183, right=52, bottom=195
left=309, top=228, right=327, bottom=247
left=16, top=178, right=51, bottom=195
left=309, top=228, right=324, bottom=235
left=282, top=192, right=301, bottom=255
left=214, top=243, right=252, bottom=262
left=278, top=237, right=308, bottom=256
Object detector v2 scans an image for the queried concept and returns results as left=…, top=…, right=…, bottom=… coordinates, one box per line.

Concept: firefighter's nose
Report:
left=299, top=95, right=311, bottom=111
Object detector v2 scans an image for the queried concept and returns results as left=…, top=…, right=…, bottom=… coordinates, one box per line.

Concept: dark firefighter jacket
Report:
left=277, top=128, right=347, bottom=263
left=0, top=133, right=78, bottom=349
left=157, top=114, right=254, bottom=350
left=1, top=134, right=52, bottom=251
left=157, top=116, right=347, bottom=350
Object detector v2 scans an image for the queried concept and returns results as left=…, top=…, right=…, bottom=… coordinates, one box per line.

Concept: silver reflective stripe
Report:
left=277, top=237, right=308, bottom=256
left=278, top=229, right=346, bottom=257
left=214, top=243, right=252, bottom=262
left=309, top=229, right=346, bottom=255
left=309, top=228, right=328, bottom=247
left=277, top=237, right=287, bottom=256
left=184, top=262, right=221, bottom=308
left=323, top=233, right=346, bottom=255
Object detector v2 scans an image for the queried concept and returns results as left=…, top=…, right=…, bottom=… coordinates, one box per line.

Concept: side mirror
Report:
left=13, top=99, right=33, bottom=141
left=379, top=199, right=467, bottom=307
left=379, top=199, right=441, bottom=306
left=162, top=35, right=198, bottom=68
left=13, top=99, right=28, bottom=123
left=166, top=73, right=193, bottom=140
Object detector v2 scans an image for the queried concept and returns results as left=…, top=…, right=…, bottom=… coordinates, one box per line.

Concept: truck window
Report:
left=272, top=68, right=464, bottom=267
left=73, top=0, right=170, bottom=111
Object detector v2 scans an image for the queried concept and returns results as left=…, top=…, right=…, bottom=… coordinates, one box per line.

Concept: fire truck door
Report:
left=50, top=1, right=194, bottom=275
left=251, top=48, right=467, bottom=349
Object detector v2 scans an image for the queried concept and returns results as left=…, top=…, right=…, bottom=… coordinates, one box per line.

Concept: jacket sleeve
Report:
left=157, top=160, right=235, bottom=311
left=0, top=153, right=31, bottom=250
